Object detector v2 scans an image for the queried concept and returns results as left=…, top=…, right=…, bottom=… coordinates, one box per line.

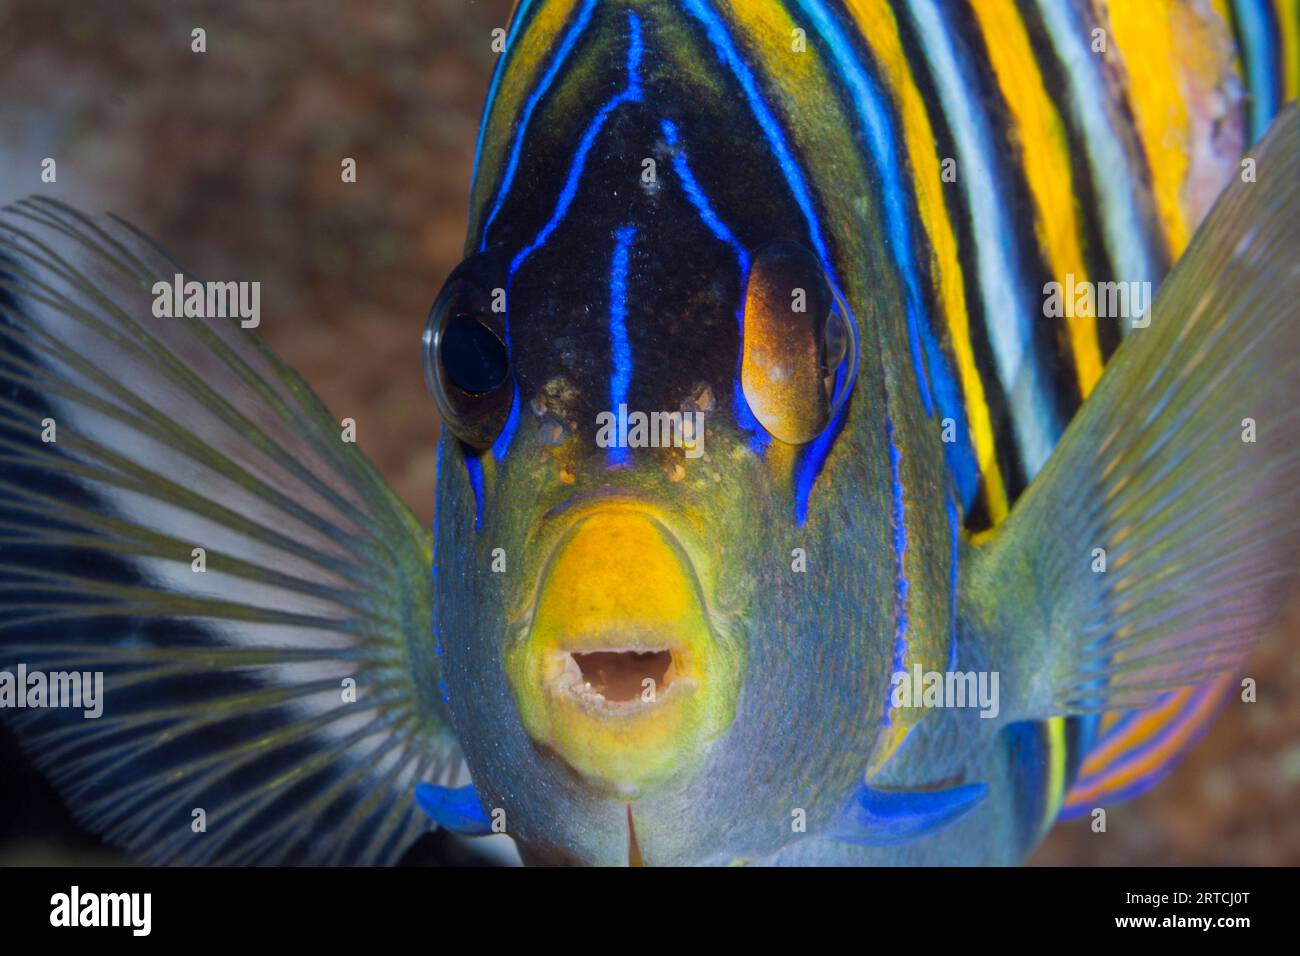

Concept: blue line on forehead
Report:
left=684, top=0, right=878, bottom=507
left=471, top=0, right=534, bottom=195
left=661, top=117, right=770, bottom=458
left=506, top=11, right=644, bottom=279
left=478, top=0, right=599, bottom=250
left=680, top=0, right=832, bottom=276
left=608, top=225, right=637, bottom=467
left=490, top=11, right=643, bottom=462
left=661, top=119, right=750, bottom=276
left=660, top=117, right=768, bottom=455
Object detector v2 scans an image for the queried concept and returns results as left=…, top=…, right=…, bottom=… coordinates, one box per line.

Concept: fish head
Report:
left=425, top=5, right=924, bottom=865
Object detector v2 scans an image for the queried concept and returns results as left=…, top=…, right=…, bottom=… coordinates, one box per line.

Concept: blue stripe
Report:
left=1077, top=686, right=1220, bottom=786
left=793, top=0, right=935, bottom=417
left=491, top=11, right=642, bottom=461
left=471, top=0, right=535, bottom=195
left=490, top=388, right=521, bottom=460
left=661, top=119, right=751, bottom=276
left=1235, top=0, right=1280, bottom=142
left=1057, top=687, right=1223, bottom=820
left=507, top=11, right=644, bottom=279
left=882, top=415, right=910, bottom=724
left=914, top=0, right=1063, bottom=478
left=660, top=117, right=769, bottom=453
left=608, top=226, right=636, bottom=467
left=433, top=433, right=445, bottom=660
left=792, top=367, right=846, bottom=523
left=946, top=489, right=959, bottom=672
left=795, top=0, right=980, bottom=508
left=680, top=0, right=833, bottom=275
left=478, top=0, right=599, bottom=249
left=1004, top=721, right=1049, bottom=844
left=464, top=454, right=486, bottom=530
left=732, top=378, right=772, bottom=454
left=682, top=0, right=866, bottom=512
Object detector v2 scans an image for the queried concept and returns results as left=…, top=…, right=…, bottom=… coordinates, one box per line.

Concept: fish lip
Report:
left=506, top=497, right=737, bottom=790
left=513, top=492, right=711, bottom=625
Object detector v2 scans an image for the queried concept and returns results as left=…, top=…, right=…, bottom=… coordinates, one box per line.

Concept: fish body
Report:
left=1, top=0, right=1299, bottom=866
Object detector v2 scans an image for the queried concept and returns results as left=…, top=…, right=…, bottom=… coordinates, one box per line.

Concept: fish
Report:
left=0, top=0, right=1298, bottom=867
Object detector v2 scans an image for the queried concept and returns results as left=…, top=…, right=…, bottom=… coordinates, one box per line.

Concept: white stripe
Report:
left=907, top=0, right=1060, bottom=476
left=1034, top=0, right=1157, bottom=316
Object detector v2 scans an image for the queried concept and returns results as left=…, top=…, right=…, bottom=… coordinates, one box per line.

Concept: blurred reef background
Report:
left=0, top=0, right=1295, bottom=866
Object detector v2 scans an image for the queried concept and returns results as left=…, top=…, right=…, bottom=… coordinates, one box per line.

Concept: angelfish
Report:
left=1, top=0, right=1299, bottom=866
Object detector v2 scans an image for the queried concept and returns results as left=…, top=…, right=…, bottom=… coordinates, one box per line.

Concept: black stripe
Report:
left=1016, top=0, right=1123, bottom=363
left=950, top=0, right=1085, bottom=423
left=891, top=5, right=1030, bottom=517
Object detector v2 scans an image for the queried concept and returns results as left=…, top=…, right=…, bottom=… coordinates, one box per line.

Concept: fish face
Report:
left=425, top=179, right=901, bottom=865
left=429, top=319, right=896, bottom=866
left=426, top=6, right=909, bottom=865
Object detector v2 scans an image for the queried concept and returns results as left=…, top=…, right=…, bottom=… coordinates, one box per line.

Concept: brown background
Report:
left=0, top=0, right=1295, bottom=865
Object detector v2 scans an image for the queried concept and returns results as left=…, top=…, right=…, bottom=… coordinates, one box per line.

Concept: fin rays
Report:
left=0, top=197, right=458, bottom=865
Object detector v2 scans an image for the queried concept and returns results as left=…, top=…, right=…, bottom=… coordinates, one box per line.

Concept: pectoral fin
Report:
left=0, top=198, right=463, bottom=864
left=962, top=105, right=1300, bottom=721
left=415, top=783, right=492, bottom=836
left=831, top=781, right=987, bottom=847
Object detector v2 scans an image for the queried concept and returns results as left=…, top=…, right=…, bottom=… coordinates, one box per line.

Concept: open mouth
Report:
left=506, top=505, right=739, bottom=790
left=558, top=648, right=679, bottom=712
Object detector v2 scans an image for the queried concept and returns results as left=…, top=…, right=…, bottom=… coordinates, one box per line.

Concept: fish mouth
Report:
left=506, top=504, right=738, bottom=792
left=559, top=648, right=681, bottom=714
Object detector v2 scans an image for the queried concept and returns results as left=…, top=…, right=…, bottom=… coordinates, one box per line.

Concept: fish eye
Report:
left=740, top=240, right=859, bottom=444
left=422, top=259, right=514, bottom=449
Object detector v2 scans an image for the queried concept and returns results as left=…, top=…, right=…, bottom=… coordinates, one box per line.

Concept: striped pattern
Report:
left=468, top=0, right=1296, bottom=839
left=1230, top=0, right=1300, bottom=141
left=0, top=200, right=459, bottom=864
left=472, top=0, right=1274, bottom=526
left=1059, top=676, right=1235, bottom=819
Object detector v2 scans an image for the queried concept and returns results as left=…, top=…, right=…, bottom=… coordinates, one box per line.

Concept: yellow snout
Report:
left=507, top=507, right=736, bottom=792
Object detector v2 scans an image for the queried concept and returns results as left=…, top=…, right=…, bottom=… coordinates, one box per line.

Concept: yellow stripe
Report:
left=847, top=0, right=1010, bottom=522
left=969, top=0, right=1105, bottom=397
left=1042, top=716, right=1068, bottom=831
left=1278, top=0, right=1300, bottom=100
left=468, top=0, right=584, bottom=240
left=1105, top=0, right=1194, bottom=258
